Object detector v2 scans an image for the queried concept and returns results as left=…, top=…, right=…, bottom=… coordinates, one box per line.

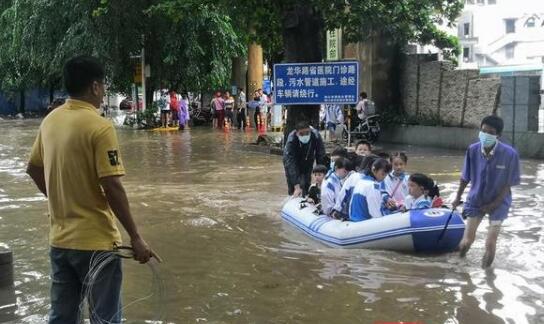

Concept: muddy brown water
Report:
left=1, top=119, right=543, bottom=323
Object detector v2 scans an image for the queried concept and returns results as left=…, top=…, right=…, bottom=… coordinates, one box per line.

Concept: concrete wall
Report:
left=381, top=125, right=544, bottom=159
left=402, top=54, right=502, bottom=127
left=0, top=89, right=55, bottom=115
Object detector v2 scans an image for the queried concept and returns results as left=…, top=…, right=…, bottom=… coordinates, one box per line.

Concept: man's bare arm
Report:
left=26, top=164, right=47, bottom=197
left=100, top=176, right=161, bottom=263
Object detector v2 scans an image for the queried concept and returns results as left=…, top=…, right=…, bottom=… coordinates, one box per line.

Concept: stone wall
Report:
left=464, top=78, right=501, bottom=128
left=401, top=54, right=500, bottom=128
left=440, top=69, right=479, bottom=126
left=400, top=55, right=419, bottom=117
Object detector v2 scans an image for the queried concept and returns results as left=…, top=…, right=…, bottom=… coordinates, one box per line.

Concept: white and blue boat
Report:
left=281, top=198, right=465, bottom=253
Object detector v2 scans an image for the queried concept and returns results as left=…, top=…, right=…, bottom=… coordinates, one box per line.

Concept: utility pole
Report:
left=141, top=34, right=146, bottom=111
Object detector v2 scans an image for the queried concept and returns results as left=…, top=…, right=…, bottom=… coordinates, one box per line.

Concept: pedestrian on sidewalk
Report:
left=322, top=104, right=344, bottom=142
left=179, top=94, right=190, bottom=130
left=236, top=88, right=247, bottom=130
left=170, top=90, right=179, bottom=128
left=224, top=91, right=234, bottom=129
left=248, top=91, right=262, bottom=130
left=26, top=55, right=160, bottom=324
left=210, top=91, right=224, bottom=129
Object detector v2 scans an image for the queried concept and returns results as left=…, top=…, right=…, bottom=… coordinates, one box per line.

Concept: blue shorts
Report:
left=326, top=122, right=336, bottom=131
left=462, top=205, right=508, bottom=226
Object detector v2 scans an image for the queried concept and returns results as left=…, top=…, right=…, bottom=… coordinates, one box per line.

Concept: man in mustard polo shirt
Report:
left=27, top=55, right=159, bottom=323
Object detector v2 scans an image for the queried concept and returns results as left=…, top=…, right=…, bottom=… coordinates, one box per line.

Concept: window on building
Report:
left=465, top=0, right=474, bottom=4
left=477, top=0, right=484, bottom=4
left=525, top=17, right=536, bottom=28
left=505, top=43, right=515, bottom=59
left=505, top=19, right=516, bottom=33
left=463, top=47, right=470, bottom=61
left=488, top=0, right=496, bottom=4
left=464, top=23, right=470, bottom=36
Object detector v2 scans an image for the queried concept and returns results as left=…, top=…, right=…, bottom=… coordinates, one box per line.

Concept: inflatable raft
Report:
left=281, top=198, right=465, bottom=253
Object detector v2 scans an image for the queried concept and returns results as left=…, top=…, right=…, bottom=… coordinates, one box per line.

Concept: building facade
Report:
left=457, top=0, right=544, bottom=68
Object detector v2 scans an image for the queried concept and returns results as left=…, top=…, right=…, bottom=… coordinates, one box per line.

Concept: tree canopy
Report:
left=0, top=0, right=463, bottom=99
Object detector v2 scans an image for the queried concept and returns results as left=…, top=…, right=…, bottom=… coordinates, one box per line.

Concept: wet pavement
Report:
left=1, top=119, right=543, bottom=323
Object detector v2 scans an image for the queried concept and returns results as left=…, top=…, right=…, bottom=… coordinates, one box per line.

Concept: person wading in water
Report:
left=283, top=120, right=326, bottom=197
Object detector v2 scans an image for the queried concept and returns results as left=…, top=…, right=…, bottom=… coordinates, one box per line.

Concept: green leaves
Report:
left=0, top=0, right=245, bottom=95
left=0, top=0, right=463, bottom=96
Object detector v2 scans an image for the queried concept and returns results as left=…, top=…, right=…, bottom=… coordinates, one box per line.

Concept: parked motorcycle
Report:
left=341, top=114, right=381, bottom=144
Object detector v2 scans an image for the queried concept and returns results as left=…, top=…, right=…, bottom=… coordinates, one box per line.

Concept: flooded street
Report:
left=1, top=119, right=543, bottom=324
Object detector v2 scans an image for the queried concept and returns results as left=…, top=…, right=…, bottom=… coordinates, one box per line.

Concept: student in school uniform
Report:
left=332, top=155, right=378, bottom=220
left=403, top=173, right=433, bottom=210
left=384, top=152, right=410, bottom=206
left=320, top=158, right=350, bottom=216
left=452, top=115, right=521, bottom=269
left=349, top=158, right=392, bottom=222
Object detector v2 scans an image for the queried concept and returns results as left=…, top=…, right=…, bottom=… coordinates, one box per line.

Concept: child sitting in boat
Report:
left=349, top=158, right=392, bottom=222
left=428, top=179, right=443, bottom=208
left=321, top=158, right=351, bottom=216
left=355, top=140, right=372, bottom=157
left=384, top=152, right=409, bottom=206
left=332, top=155, right=378, bottom=220
left=403, top=173, right=434, bottom=210
left=307, top=165, right=327, bottom=205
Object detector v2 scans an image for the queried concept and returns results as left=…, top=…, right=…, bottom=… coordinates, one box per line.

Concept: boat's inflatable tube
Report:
left=281, top=198, right=465, bottom=253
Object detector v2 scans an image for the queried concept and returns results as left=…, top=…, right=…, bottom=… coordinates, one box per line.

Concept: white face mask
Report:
left=298, top=134, right=311, bottom=144
left=479, top=131, right=497, bottom=148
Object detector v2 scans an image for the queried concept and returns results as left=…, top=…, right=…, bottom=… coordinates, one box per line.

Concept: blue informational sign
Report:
left=273, top=61, right=359, bottom=105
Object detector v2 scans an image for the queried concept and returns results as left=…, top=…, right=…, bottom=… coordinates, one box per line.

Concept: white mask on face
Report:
left=479, top=131, right=497, bottom=148
left=298, top=134, right=311, bottom=144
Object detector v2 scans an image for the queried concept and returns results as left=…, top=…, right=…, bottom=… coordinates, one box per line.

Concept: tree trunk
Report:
left=18, top=90, right=25, bottom=114
left=231, top=56, right=247, bottom=95
left=281, top=4, right=323, bottom=141
left=247, top=42, right=263, bottom=97
left=49, top=84, right=55, bottom=104
left=146, top=86, right=153, bottom=110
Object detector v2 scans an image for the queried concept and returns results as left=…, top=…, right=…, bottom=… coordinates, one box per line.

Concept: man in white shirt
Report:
left=355, top=92, right=369, bottom=121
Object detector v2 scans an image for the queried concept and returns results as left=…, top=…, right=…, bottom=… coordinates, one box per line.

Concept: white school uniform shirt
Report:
left=404, top=194, right=432, bottom=210
left=349, top=177, right=387, bottom=222
left=324, top=104, right=344, bottom=124
left=383, top=172, right=409, bottom=203
left=355, top=99, right=368, bottom=120
left=333, top=171, right=369, bottom=217
left=320, top=172, right=343, bottom=216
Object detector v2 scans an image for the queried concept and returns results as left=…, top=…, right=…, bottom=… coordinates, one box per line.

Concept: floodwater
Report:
left=1, top=119, right=543, bottom=324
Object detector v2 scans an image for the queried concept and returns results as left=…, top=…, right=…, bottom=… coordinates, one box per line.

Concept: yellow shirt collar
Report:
left=65, top=99, right=99, bottom=114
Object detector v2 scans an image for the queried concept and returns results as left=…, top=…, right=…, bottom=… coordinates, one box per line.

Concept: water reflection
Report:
left=1, top=120, right=543, bottom=323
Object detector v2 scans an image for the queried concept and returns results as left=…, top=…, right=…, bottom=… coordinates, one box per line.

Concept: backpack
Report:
left=365, top=100, right=376, bottom=115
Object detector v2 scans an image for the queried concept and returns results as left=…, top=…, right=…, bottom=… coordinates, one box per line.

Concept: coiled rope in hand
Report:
left=78, top=247, right=165, bottom=323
